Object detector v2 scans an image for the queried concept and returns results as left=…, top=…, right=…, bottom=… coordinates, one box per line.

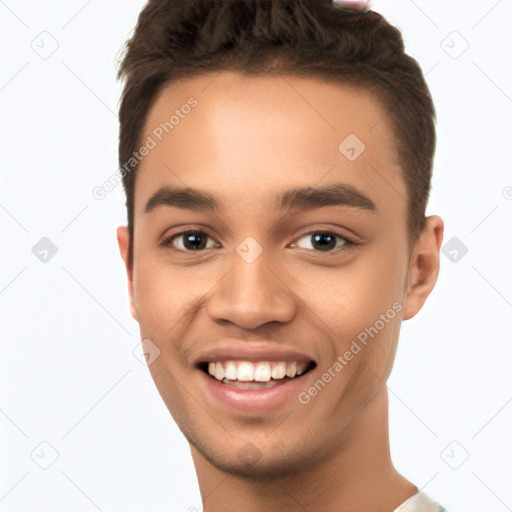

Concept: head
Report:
left=116, top=0, right=443, bottom=479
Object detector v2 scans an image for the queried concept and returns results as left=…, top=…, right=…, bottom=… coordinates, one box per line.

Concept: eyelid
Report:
left=160, top=224, right=218, bottom=243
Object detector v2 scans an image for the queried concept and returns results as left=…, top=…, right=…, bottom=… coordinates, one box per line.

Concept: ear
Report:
left=116, top=226, right=138, bottom=322
left=402, top=215, right=444, bottom=321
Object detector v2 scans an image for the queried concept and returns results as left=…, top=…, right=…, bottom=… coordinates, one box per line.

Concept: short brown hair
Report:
left=117, top=0, right=436, bottom=264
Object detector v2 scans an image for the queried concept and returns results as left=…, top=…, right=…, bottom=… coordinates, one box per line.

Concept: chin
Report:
left=189, top=434, right=312, bottom=481
left=206, top=453, right=307, bottom=481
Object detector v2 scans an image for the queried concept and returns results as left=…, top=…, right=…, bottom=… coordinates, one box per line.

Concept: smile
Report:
left=203, top=360, right=314, bottom=389
left=195, top=358, right=317, bottom=411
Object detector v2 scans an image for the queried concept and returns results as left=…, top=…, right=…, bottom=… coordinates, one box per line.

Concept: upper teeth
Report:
left=207, top=361, right=309, bottom=382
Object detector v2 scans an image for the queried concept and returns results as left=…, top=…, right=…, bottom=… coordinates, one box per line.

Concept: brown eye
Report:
left=161, top=230, right=218, bottom=251
left=293, top=231, right=353, bottom=252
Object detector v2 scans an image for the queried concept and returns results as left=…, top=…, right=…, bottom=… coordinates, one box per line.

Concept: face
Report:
left=117, top=72, right=443, bottom=479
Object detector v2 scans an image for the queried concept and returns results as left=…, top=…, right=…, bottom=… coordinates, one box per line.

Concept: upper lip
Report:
left=192, top=339, right=317, bottom=366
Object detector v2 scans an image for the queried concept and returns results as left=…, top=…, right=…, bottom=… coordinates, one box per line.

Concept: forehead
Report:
left=136, top=71, right=405, bottom=215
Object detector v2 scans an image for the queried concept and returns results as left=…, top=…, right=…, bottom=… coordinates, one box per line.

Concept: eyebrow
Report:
left=144, top=183, right=378, bottom=215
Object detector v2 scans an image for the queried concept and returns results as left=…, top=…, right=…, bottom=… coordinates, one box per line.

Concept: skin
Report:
left=117, top=72, right=444, bottom=511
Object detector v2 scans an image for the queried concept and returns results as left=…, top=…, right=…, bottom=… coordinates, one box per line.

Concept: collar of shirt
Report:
left=393, top=491, right=447, bottom=512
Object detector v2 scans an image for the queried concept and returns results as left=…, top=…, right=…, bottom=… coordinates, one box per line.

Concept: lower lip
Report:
left=197, top=369, right=313, bottom=412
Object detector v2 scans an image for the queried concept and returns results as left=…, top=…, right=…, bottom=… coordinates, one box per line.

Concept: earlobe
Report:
left=402, top=215, right=444, bottom=320
left=116, top=226, right=138, bottom=322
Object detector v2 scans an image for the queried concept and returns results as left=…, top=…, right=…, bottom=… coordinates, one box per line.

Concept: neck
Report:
left=191, top=386, right=417, bottom=512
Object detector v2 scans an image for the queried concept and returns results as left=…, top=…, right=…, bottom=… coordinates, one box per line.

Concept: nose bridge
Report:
left=206, top=239, right=296, bottom=329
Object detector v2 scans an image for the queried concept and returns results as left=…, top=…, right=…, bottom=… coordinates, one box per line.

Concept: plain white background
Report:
left=1, top=1, right=511, bottom=510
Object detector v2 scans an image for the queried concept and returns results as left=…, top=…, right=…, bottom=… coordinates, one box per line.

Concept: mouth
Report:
left=192, top=341, right=318, bottom=412
left=197, top=360, right=317, bottom=389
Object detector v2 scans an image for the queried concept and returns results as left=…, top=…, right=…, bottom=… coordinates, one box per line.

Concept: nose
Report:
left=206, top=249, right=297, bottom=330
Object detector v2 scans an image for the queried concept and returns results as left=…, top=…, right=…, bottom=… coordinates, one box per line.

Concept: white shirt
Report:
left=393, top=491, right=447, bottom=512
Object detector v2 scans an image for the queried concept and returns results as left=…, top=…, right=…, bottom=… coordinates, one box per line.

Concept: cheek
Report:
left=343, top=248, right=406, bottom=373
left=303, top=244, right=406, bottom=363
left=132, top=254, right=220, bottom=340
left=132, top=259, right=186, bottom=337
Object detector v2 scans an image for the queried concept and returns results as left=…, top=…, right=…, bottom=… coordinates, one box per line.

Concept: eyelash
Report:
left=160, top=229, right=356, bottom=254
